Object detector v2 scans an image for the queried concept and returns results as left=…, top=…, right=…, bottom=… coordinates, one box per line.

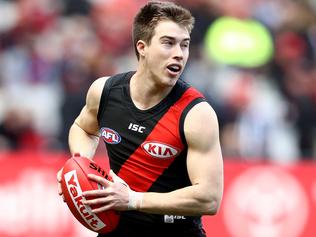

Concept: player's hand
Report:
left=57, top=167, right=65, bottom=202
left=82, top=170, right=130, bottom=212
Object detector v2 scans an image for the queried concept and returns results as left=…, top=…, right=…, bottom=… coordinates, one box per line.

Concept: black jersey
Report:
left=97, top=71, right=207, bottom=237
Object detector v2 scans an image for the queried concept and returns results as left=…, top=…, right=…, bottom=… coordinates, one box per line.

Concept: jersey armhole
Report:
left=179, top=97, right=206, bottom=147
left=97, top=71, right=135, bottom=125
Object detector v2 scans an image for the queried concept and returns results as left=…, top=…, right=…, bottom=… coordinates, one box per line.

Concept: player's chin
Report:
left=161, top=77, right=178, bottom=88
left=163, top=71, right=181, bottom=85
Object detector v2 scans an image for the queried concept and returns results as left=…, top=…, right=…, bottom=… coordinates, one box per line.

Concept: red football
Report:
left=61, top=155, right=120, bottom=233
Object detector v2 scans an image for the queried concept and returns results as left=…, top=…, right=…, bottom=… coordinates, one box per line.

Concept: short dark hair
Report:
left=132, top=1, right=195, bottom=60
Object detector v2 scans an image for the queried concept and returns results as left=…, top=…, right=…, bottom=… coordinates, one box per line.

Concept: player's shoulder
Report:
left=91, top=76, right=110, bottom=90
left=184, top=101, right=219, bottom=148
left=188, top=101, right=217, bottom=122
left=89, top=76, right=110, bottom=95
left=86, top=76, right=110, bottom=109
left=184, top=101, right=218, bottom=134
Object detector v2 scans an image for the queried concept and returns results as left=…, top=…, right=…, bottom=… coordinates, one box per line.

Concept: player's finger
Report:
left=82, top=189, right=107, bottom=197
left=57, top=169, right=63, bottom=182
left=58, top=189, right=65, bottom=202
left=57, top=181, right=65, bottom=202
left=58, top=182, right=63, bottom=195
left=57, top=169, right=65, bottom=202
left=91, top=203, right=115, bottom=213
left=83, top=196, right=110, bottom=206
left=87, top=173, right=112, bottom=187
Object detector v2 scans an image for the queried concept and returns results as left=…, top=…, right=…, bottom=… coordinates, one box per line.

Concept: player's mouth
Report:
left=166, top=63, right=182, bottom=77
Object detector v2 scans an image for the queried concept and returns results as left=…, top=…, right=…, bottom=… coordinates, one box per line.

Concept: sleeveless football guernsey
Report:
left=97, top=71, right=206, bottom=236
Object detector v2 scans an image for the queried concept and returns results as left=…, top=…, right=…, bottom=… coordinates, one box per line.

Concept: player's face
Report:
left=143, top=20, right=190, bottom=87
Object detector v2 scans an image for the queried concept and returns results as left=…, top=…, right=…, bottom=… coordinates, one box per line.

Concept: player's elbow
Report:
left=198, top=192, right=221, bottom=215
left=204, top=198, right=220, bottom=215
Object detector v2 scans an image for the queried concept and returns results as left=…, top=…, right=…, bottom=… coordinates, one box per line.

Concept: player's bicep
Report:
left=74, top=105, right=99, bottom=136
left=74, top=77, right=109, bottom=136
left=184, top=102, right=223, bottom=201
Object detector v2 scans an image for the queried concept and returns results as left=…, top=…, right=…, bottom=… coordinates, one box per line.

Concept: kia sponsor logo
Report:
left=100, top=127, right=121, bottom=144
left=64, top=170, right=106, bottom=231
left=142, top=141, right=179, bottom=159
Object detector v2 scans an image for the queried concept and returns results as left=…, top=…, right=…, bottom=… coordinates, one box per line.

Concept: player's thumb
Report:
left=110, top=170, right=129, bottom=187
left=57, top=168, right=63, bottom=182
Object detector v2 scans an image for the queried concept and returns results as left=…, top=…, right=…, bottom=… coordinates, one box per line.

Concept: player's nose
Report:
left=172, top=44, right=184, bottom=60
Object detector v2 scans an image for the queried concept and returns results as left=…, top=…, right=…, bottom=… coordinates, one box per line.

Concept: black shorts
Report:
left=97, top=216, right=206, bottom=237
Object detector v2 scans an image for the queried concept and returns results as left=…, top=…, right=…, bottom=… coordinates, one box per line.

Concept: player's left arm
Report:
left=83, top=101, right=224, bottom=216
left=140, top=101, right=224, bottom=215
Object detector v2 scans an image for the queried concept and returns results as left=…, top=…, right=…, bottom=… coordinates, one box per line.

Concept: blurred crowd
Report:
left=0, top=0, right=315, bottom=162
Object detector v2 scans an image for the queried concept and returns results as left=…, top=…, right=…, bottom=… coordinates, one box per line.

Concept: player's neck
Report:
left=130, top=71, right=173, bottom=110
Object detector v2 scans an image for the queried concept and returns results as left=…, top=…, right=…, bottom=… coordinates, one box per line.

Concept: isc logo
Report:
left=142, top=141, right=179, bottom=159
left=100, top=127, right=121, bottom=144
left=128, top=123, right=146, bottom=133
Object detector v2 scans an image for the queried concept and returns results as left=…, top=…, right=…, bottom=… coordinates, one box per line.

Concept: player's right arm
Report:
left=57, top=77, right=109, bottom=200
left=68, top=77, right=108, bottom=159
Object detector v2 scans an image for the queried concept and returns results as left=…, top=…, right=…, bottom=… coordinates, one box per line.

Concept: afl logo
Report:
left=100, top=127, right=121, bottom=144
left=142, top=141, right=179, bottom=159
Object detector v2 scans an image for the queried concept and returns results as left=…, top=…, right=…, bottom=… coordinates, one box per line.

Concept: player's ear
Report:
left=136, top=40, right=146, bottom=58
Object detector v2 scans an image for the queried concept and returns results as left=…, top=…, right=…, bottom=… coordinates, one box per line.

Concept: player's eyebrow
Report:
left=160, top=36, right=191, bottom=42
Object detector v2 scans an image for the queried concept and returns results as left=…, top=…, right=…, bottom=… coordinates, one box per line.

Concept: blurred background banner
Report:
left=0, top=0, right=316, bottom=236
left=0, top=152, right=315, bottom=237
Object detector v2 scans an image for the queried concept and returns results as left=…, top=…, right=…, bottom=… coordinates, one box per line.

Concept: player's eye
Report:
left=181, top=40, right=190, bottom=48
left=162, top=40, right=173, bottom=46
left=181, top=43, right=189, bottom=48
